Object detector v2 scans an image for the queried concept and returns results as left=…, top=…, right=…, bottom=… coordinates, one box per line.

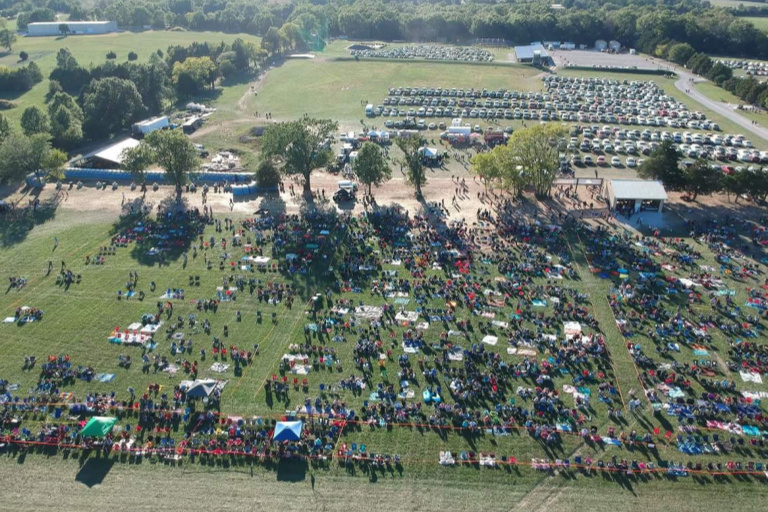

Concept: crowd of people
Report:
left=3, top=194, right=768, bottom=479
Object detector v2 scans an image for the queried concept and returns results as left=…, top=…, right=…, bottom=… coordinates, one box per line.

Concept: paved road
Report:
left=642, top=56, right=768, bottom=144
left=673, top=69, right=768, bottom=144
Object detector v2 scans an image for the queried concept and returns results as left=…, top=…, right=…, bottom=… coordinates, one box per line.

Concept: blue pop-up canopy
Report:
left=273, top=421, right=303, bottom=441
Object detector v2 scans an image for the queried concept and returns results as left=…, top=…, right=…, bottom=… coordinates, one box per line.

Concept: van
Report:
left=338, top=180, right=358, bottom=192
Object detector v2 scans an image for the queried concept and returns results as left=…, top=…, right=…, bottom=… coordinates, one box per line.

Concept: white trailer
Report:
left=131, top=116, right=169, bottom=137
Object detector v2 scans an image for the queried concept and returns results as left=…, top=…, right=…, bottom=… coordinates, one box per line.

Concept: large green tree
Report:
left=172, top=56, right=217, bottom=96
left=0, top=113, right=10, bottom=144
left=0, top=22, right=16, bottom=51
left=638, top=140, right=685, bottom=189
left=683, top=160, right=722, bottom=200
left=506, top=123, right=566, bottom=198
left=125, top=130, right=200, bottom=202
left=471, top=144, right=525, bottom=196
left=261, top=26, right=282, bottom=55
left=20, top=106, right=50, bottom=136
left=48, top=92, right=84, bottom=149
left=82, top=77, right=146, bottom=137
left=0, top=133, right=57, bottom=183
left=353, top=142, right=391, bottom=195
left=395, top=136, right=427, bottom=198
left=261, top=116, right=337, bottom=194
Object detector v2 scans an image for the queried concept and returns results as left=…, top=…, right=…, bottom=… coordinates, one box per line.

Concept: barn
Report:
left=514, top=44, right=550, bottom=64
left=75, top=138, right=140, bottom=169
left=27, top=21, right=118, bottom=37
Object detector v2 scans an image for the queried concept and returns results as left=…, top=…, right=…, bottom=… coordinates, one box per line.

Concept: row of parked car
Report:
left=352, top=45, right=494, bottom=62
left=369, top=77, right=716, bottom=129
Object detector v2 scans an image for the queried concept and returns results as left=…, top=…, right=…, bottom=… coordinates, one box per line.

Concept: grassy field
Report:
left=1, top=180, right=768, bottom=506
left=0, top=29, right=261, bottom=127
left=709, top=0, right=768, bottom=8
left=741, top=16, right=768, bottom=31
left=4, top=455, right=768, bottom=512
left=251, top=55, right=540, bottom=132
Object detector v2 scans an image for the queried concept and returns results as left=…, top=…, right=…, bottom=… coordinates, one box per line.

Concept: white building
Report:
left=77, top=138, right=140, bottom=168
left=604, top=179, right=668, bottom=213
left=27, top=21, right=118, bottom=37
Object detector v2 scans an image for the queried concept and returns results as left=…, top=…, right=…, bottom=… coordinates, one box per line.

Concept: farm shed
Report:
left=604, top=179, right=668, bottom=213
left=27, top=20, right=117, bottom=36
left=515, top=44, right=549, bottom=64
left=75, top=138, right=140, bottom=169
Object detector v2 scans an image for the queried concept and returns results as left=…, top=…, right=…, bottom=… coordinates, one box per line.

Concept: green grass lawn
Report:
left=250, top=49, right=540, bottom=129
left=741, top=16, right=768, bottom=31
left=710, top=0, right=768, bottom=8
left=0, top=29, right=261, bottom=127
left=694, top=81, right=767, bottom=125
left=2, top=186, right=768, bottom=501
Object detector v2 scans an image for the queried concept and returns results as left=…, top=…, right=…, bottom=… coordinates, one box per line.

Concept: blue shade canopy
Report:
left=273, top=421, right=303, bottom=441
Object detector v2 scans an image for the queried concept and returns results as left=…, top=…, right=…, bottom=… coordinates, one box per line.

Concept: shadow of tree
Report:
left=0, top=196, right=60, bottom=248
left=110, top=196, right=207, bottom=266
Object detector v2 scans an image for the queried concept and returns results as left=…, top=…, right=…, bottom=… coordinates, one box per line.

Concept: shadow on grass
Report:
left=0, top=195, right=60, bottom=248
left=275, top=458, right=307, bottom=482
left=75, top=458, right=115, bottom=487
left=111, top=196, right=206, bottom=266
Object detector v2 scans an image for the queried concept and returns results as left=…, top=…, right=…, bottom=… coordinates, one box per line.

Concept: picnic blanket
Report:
left=210, top=363, right=230, bottom=373
left=354, top=305, right=383, bottom=319
left=740, top=371, right=763, bottom=384
left=507, top=347, right=537, bottom=356
left=395, top=311, right=419, bottom=323
left=402, top=342, right=420, bottom=354
left=563, top=322, right=582, bottom=335
left=140, top=322, right=162, bottom=335
left=481, top=335, right=498, bottom=346
left=109, top=331, right=151, bottom=345
left=160, top=289, right=185, bottom=299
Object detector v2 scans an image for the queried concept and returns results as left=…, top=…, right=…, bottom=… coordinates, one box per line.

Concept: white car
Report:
left=611, top=156, right=622, bottom=166
left=626, top=157, right=637, bottom=168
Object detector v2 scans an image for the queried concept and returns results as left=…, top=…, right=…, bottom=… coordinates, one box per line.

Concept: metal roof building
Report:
left=77, top=138, right=140, bottom=168
left=27, top=21, right=118, bottom=36
left=604, top=179, right=668, bottom=213
left=514, top=44, right=549, bottom=63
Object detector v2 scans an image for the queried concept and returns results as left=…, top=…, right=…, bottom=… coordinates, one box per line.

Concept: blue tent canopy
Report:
left=273, top=421, right=303, bottom=441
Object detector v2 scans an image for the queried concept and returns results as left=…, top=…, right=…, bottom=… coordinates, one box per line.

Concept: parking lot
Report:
left=549, top=49, right=661, bottom=70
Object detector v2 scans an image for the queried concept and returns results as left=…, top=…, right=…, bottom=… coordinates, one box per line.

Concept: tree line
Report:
left=0, top=37, right=264, bottom=184
left=12, top=38, right=262, bottom=148
left=5, top=0, right=768, bottom=60
left=637, top=140, right=768, bottom=203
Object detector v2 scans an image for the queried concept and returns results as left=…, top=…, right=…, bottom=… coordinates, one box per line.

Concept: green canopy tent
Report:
left=80, top=416, right=118, bottom=438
